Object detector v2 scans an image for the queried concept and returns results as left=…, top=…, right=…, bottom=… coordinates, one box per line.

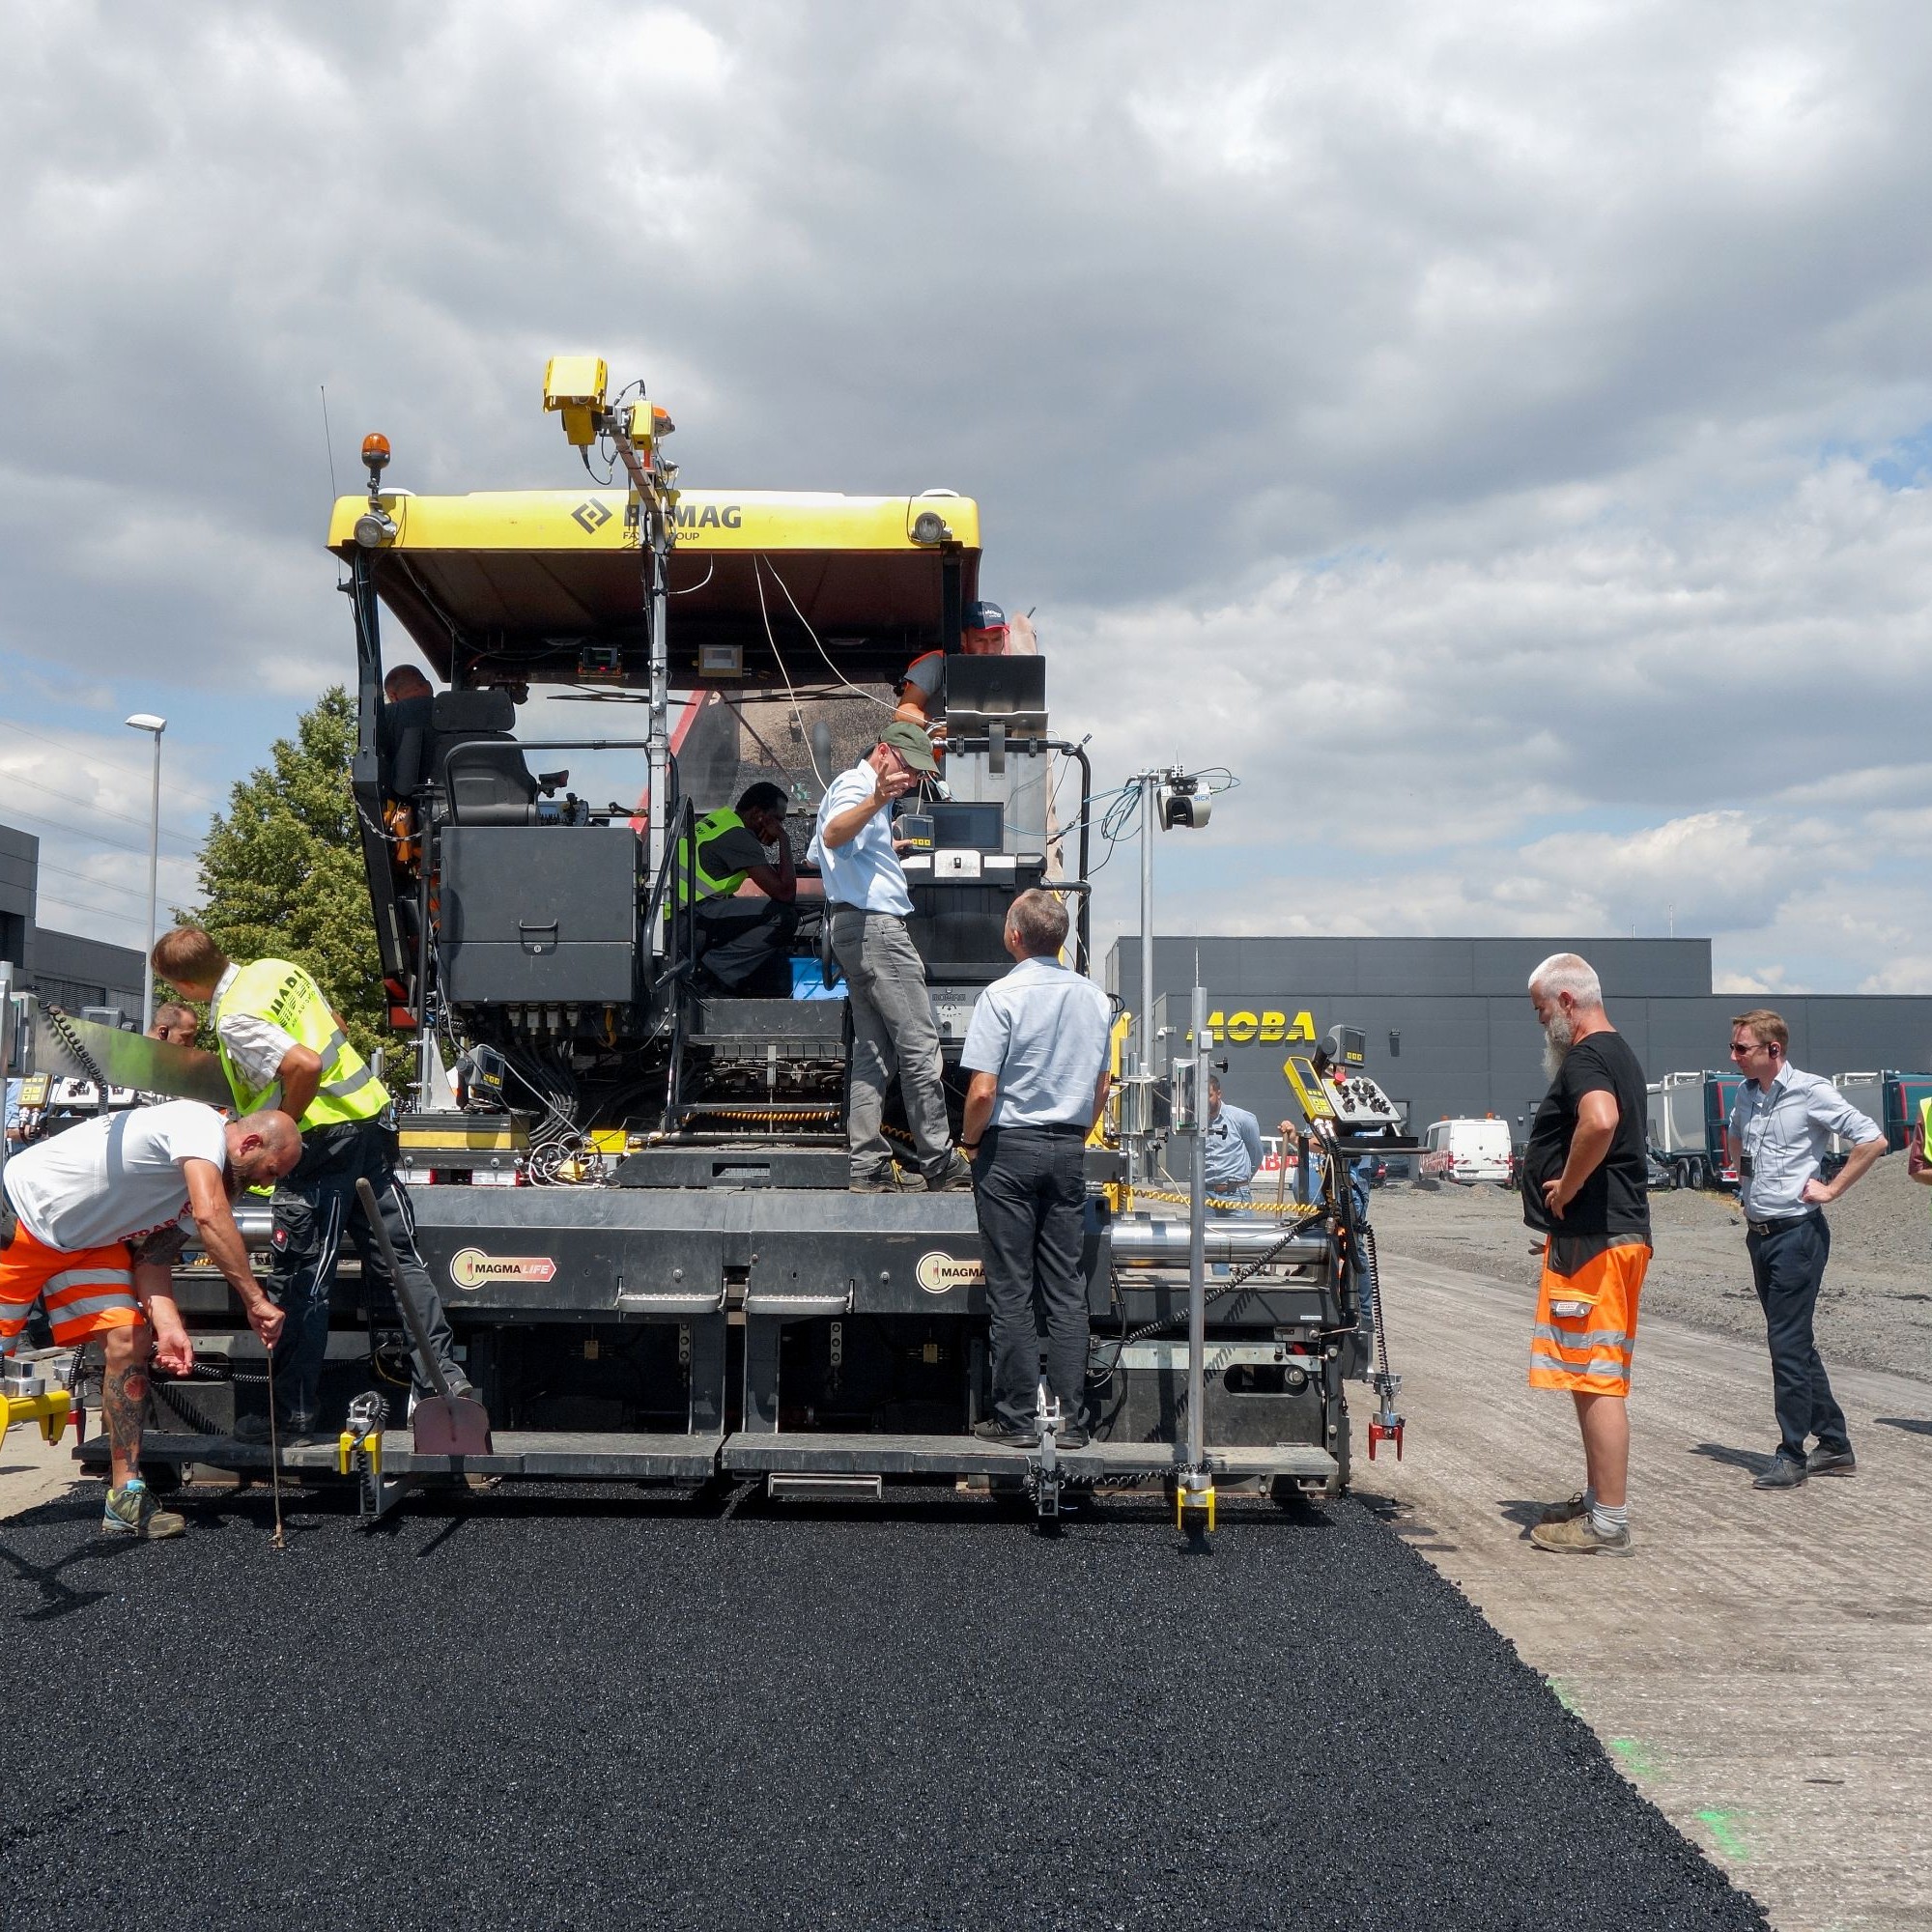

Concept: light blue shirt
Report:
left=1729, top=1064, right=1881, bottom=1220
left=1205, top=1100, right=1264, bottom=1191
left=959, top=956, right=1111, bottom=1127
left=809, top=758, right=913, bottom=917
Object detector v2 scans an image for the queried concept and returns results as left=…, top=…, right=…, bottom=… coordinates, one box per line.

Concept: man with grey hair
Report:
left=958, top=890, right=1112, bottom=1446
left=1519, top=952, right=1652, bottom=1554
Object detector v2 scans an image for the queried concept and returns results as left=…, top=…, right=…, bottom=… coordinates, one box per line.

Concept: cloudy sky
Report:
left=4, top=1, right=1931, bottom=992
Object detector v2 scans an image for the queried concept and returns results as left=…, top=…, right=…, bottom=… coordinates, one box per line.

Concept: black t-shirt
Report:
left=1520, top=1031, right=1650, bottom=1240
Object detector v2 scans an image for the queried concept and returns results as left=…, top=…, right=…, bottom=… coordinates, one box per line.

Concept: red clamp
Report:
left=1367, top=1415, right=1404, bottom=1461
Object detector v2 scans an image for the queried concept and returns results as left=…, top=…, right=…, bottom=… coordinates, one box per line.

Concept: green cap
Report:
left=880, top=720, right=939, bottom=775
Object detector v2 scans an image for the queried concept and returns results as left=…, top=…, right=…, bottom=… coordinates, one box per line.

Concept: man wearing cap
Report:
left=674, top=781, right=802, bottom=999
left=893, top=601, right=1013, bottom=730
left=809, top=724, right=973, bottom=1194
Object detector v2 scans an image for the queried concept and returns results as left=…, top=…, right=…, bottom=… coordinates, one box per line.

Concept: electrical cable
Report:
left=753, top=556, right=829, bottom=787
left=757, top=553, right=893, bottom=711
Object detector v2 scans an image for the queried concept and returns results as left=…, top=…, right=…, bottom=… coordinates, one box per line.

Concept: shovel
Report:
left=354, top=1178, right=492, bottom=1460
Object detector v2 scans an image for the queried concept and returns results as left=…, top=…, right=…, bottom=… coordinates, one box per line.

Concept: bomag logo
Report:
left=1207, top=1009, right=1317, bottom=1044
left=449, top=1248, right=558, bottom=1290
left=673, top=502, right=744, bottom=531
left=915, top=1252, right=983, bottom=1295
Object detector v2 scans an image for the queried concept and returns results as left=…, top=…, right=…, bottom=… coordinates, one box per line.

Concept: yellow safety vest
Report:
left=673, top=808, right=753, bottom=906
left=213, top=957, right=388, bottom=1131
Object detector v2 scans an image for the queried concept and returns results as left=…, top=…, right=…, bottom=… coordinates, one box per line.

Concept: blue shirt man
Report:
left=1726, top=1009, right=1886, bottom=1488
left=959, top=890, right=1112, bottom=1446
left=1204, top=1076, right=1263, bottom=1199
left=809, top=721, right=968, bottom=1193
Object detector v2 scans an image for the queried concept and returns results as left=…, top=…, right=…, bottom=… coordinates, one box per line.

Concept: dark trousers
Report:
left=694, top=898, right=798, bottom=998
left=973, top=1124, right=1091, bottom=1434
left=268, top=1119, right=461, bottom=1424
left=1747, top=1212, right=1850, bottom=1461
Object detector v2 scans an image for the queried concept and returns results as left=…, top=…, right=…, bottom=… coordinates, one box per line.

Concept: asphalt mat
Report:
left=1, top=1479, right=1767, bottom=1932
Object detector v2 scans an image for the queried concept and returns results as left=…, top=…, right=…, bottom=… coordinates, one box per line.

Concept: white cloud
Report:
left=3, top=2, right=1932, bottom=992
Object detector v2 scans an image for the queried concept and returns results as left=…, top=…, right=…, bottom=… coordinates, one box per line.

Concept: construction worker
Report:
left=809, top=722, right=972, bottom=1194
left=150, top=927, right=477, bottom=1443
left=149, top=1002, right=199, bottom=1047
left=1, top=1102, right=300, bottom=1538
left=892, top=603, right=1035, bottom=731
left=674, top=781, right=801, bottom=998
left=959, top=889, right=1111, bottom=1446
left=1728, top=1009, right=1884, bottom=1488
left=1520, top=952, right=1651, bottom=1556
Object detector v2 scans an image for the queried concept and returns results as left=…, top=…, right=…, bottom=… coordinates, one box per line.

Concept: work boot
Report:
left=926, top=1154, right=975, bottom=1193
left=100, top=1479, right=185, bottom=1541
left=1528, top=1514, right=1632, bottom=1556
left=849, top=1167, right=909, bottom=1194
left=1805, top=1445, right=1857, bottom=1477
left=1538, top=1492, right=1589, bottom=1525
left=1753, top=1452, right=1807, bottom=1490
left=233, top=1411, right=324, bottom=1449
left=971, top=1418, right=1038, bottom=1448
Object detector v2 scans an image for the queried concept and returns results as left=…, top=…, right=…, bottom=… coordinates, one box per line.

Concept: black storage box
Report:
left=439, top=825, right=640, bottom=1005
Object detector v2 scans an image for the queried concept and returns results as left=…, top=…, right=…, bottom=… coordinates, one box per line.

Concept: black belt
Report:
left=1746, top=1209, right=1821, bottom=1236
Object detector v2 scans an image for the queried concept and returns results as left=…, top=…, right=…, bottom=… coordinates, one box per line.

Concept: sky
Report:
left=4, top=1, right=1931, bottom=993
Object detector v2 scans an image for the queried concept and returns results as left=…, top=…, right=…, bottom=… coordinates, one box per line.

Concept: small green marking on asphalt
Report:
left=1698, top=1810, right=1748, bottom=1861
left=1545, top=1675, right=1578, bottom=1714
left=1609, top=1737, right=1658, bottom=1778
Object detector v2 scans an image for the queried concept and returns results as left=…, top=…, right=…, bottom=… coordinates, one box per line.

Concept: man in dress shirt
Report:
left=809, top=721, right=973, bottom=1194
left=958, top=890, right=1111, bottom=1446
left=1727, top=1009, right=1886, bottom=1489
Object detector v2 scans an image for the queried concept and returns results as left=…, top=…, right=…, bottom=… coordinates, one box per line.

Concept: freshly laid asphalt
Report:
left=2, top=1480, right=1766, bottom=1932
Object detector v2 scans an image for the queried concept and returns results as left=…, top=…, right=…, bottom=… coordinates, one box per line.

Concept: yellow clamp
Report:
left=0, top=1389, right=72, bottom=1451
left=336, top=1429, right=384, bottom=1477
left=1175, top=1483, right=1217, bottom=1532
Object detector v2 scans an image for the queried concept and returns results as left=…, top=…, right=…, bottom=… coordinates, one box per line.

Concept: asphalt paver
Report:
left=2, top=1479, right=1768, bottom=1932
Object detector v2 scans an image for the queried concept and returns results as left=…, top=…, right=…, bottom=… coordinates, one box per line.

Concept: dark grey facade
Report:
left=1108, top=935, right=1932, bottom=1139
left=0, top=822, right=146, bottom=1019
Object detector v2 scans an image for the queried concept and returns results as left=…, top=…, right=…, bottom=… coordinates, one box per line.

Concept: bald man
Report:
left=1, top=1103, right=300, bottom=1538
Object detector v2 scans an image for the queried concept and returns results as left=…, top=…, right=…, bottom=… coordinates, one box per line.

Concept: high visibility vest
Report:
left=213, top=958, right=388, bottom=1131
left=1920, top=1095, right=1931, bottom=1161
left=673, top=808, right=753, bottom=906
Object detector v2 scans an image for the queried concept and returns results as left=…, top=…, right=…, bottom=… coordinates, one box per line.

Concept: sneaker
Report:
left=1528, top=1514, right=1632, bottom=1556
left=101, top=1480, right=185, bottom=1541
left=1539, top=1492, right=1589, bottom=1525
left=971, top=1419, right=1039, bottom=1448
left=1753, top=1453, right=1807, bottom=1490
left=1805, top=1445, right=1857, bottom=1477
left=926, top=1155, right=975, bottom=1193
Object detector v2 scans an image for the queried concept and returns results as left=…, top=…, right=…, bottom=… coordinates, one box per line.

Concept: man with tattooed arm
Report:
left=0, top=1102, right=300, bottom=1539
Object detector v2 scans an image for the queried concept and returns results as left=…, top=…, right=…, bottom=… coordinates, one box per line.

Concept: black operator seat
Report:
left=410, top=690, right=560, bottom=827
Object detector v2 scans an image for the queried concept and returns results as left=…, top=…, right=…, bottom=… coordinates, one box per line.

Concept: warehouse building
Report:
left=0, top=823, right=147, bottom=1018
left=1107, top=935, right=1932, bottom=1141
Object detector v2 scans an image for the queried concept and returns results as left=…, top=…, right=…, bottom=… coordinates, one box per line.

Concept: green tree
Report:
left=176, top=686, right=386, bottom=1063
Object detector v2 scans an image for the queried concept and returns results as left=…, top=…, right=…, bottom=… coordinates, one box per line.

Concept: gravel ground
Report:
left=1373, top=1153, right=1932, bottom=1380
left=1, top=1482, right=1765, bottom=1932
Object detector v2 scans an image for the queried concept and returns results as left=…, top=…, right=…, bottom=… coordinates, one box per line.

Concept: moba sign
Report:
left=1207, top=1009, right=1316, bottom=1044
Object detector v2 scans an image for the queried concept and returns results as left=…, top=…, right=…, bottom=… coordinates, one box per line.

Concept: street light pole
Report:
left=125, top=713, right=166, bottom=1030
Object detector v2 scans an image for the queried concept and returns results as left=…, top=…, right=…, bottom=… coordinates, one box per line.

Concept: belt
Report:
left=1746, top=1209, right=1821, bottom=1236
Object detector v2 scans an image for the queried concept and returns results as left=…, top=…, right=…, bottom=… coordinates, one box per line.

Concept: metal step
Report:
left=721, top=1432, right=1336, bottom=1482
left=86, top=1430, right=724, bottom=1482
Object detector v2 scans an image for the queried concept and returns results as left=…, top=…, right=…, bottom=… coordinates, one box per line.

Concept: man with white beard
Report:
left=1519, top=952, right=1652, bottom=1554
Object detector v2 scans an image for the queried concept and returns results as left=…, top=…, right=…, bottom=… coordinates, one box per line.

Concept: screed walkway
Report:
left=1360, top=1252, right=1932, bottom=1932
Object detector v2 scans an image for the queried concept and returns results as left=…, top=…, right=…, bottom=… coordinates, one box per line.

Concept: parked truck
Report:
left=1827, top=1070, right=1932, bottom=1166
left=1646, top=1070, right=1744, bottom=1190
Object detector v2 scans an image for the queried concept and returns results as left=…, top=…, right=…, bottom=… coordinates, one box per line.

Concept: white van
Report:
left=1418, top=1118, right=1515, bottom=1185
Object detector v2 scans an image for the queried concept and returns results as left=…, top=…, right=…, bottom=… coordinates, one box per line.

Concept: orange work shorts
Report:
left=1527, top=1238, right=1650, bottom=1396
left=0, top=1224, right=141, bottom=1351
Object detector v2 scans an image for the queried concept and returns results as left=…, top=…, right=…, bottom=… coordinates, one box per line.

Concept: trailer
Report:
left=1646, top=1070, right=1743, bottom=1191
left=9, top=358, right=1413, bottom=1522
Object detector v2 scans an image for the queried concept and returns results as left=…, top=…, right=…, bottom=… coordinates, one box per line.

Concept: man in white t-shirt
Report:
left=0, top=1101, right=300, bottom=1539
left=809, top=720, right=972, bottom=1193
